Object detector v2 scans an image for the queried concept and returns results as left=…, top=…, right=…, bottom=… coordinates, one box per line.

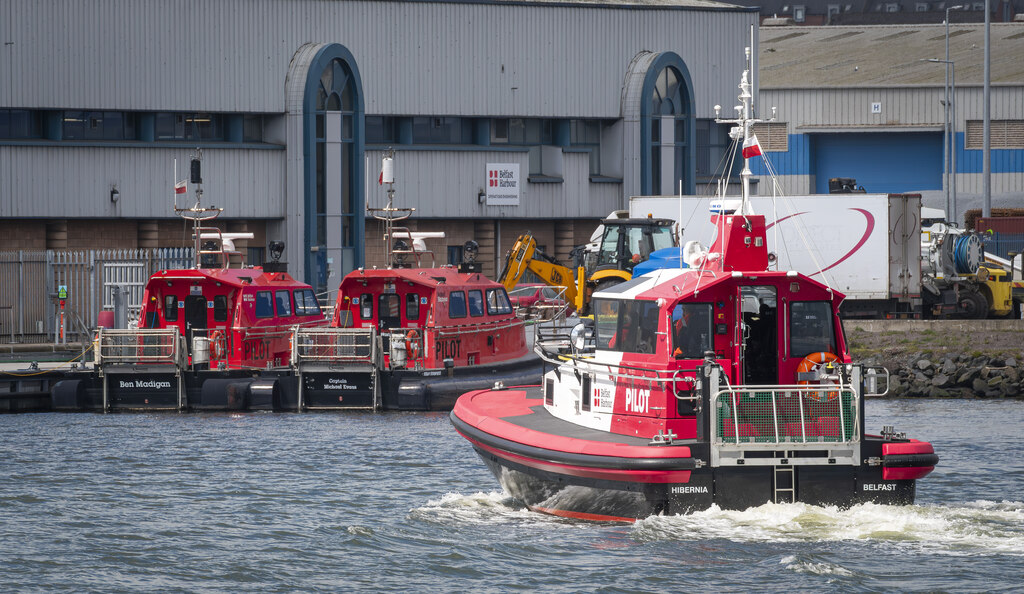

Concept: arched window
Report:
left=648, top=64, right=691, bottom=196
left=306, top=50, right=363, bottom=295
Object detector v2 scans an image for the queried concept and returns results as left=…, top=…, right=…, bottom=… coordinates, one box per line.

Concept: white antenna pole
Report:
left=678, top=180, right=683, bottom=268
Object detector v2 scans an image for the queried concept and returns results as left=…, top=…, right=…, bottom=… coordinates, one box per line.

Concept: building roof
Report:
left=395, top=0, right=751, bottom=9
left=759, top=23, right=1024, bottom=87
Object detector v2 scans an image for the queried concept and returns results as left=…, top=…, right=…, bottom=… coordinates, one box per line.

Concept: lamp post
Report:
left=945, top=5, right=962, bottom=224
left=924, top=57, right=957, bottom=224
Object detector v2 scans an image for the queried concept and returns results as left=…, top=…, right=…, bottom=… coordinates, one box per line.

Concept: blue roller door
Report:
left=812, top=132, right=942, bottom=194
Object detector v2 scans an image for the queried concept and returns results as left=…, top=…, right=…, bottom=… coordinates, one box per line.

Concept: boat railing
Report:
left=291, top=327, right=378, bottom=367
left=433, top=317, right=525, bottom=340
left=93, top=328, right=183, bottom=367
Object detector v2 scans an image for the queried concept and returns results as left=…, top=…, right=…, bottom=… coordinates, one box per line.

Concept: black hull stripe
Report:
left=883, top=453, right=940, bottom=468
left=450, top=411, right=697, bottom=471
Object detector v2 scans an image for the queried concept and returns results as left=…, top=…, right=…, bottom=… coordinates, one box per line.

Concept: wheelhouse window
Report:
left=670, top=303, right=713, bottom=359
left=294, top=289, right=322, bottom=316
left=449, top=291, right=468, bottom=318
left=485, top=288, right=512, bottom=315
left=405, top=293, right=420, bottom=320
left=164, top=295, right=179, bottom=322
left=359, top=293, right=373, bottom=320
left=594, top=298, right=661, bottom=354
left=275, top=290, right=293, bottom=316
left=468, top=290, right=484, bottom=317
left=789, top=301, right=836, bottom=358
left=213, top=295, right=228, bottom=322
left=254, top=291, right=274, bottom=318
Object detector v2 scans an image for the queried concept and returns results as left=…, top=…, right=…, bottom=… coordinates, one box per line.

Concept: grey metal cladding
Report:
left=5, top=0, right=755, bottom=119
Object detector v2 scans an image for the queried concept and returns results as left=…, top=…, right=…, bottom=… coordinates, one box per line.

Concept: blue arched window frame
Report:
left=302, top=44, right=365, bottom=291
left=639, top=53, right=696, bottom=196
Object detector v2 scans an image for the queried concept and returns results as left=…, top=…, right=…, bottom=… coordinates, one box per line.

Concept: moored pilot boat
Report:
left=51, top=152, right=327, bottom=412
left=450, top=48, right=937, bottom=521
left=289, top=152, right=545, bottom=411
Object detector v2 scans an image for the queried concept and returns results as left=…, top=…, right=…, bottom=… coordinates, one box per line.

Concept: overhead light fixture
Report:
left=110, top=186, right=120, bottom=203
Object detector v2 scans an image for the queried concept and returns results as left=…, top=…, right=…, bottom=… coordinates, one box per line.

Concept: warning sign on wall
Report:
left=485, top=163, right=520, bottom=206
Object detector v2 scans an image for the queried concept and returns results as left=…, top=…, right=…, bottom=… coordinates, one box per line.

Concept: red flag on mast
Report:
left=742, top=134, right=763, bottom=159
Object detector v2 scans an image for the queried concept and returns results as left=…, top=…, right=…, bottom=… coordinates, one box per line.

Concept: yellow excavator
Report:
left=497, top=214, right=676, bottom=314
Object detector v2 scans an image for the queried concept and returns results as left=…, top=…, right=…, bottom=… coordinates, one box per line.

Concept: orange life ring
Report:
left=797, top=351, right=840, bottom=401
left=210, top=330, right=227, bottom=360
left=405, top=330, right=420, bottom=360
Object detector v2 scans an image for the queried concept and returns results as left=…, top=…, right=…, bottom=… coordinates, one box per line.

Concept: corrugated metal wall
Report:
left=756, top=86, right=1024, bottom=195
left=2, top=1, right=756, bottom=224
left=4, top=0, right=753, bottom=118
left=363, top=149, right=621, bottom=220
left=0, top=145, right=286, bottom=219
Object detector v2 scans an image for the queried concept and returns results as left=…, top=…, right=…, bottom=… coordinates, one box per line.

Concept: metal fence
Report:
left=0, top=248, right=193, bottom=344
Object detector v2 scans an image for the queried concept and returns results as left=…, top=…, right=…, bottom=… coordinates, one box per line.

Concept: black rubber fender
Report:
left=51, top=379, right=86, bottom=410
left=248, top=379, right=281, bottom=411
left=200, top=378, right=255, bottom=410
left=883, top=453, right=940, bottom=468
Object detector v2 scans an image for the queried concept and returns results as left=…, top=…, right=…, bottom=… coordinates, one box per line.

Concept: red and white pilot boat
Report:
left=450, top=50, right=938, bottom=521
left=289, top=153, right=544, bottom=411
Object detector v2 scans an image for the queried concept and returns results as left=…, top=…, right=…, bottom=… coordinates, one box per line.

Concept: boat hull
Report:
left=451, top=387, right=936, bottom=522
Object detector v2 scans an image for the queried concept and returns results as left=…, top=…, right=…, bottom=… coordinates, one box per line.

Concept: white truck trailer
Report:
left=629, top=194, right=1013, bottom=318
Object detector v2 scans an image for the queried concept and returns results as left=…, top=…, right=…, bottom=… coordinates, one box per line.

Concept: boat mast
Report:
left=713, top=45, right=774, bottom=215
left=173, top=149, right=223, bottom=269
left=367, top=149, right=414, bottom=269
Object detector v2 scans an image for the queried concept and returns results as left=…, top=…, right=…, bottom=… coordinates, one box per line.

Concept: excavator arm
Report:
left=497, top=233, right=579, bottom=307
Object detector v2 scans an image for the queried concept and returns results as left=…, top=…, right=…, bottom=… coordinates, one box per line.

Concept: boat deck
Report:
left=452, top=385, right=695, bottom=461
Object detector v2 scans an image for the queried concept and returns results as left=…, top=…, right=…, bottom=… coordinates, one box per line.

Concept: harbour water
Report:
left=2, top=399, right=1022, bottom=592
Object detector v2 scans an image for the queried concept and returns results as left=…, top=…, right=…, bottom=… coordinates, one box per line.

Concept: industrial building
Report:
left=751, top=23, right=1024, bottom=223
left=0, top=0, right=759, bottom=300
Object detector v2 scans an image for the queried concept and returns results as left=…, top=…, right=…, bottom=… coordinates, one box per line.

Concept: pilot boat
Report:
left=450, top=49, right=938, bottom=521
left=289, top=153, right=544, bottom=411
left=53, top=153, right=327, bottom=412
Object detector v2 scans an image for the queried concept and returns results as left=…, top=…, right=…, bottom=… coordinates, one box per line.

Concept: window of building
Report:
left=411, top=116, right=472, bottom=144
left=915, top=2, right=929, bottom=10
left=242, top=115, right=264, bottom=142
left=491, top=118, right=509, bottom=143
left=366, top=116, right=396, bottom=144
left=696, top=119, right=740, bottom=178
left=793, top=5, right=807, bottom=21
left=154, top=113, right=224, bottom=141
left=884, top=2, right=900, bottom=11
left=254, top=291, right=275, bottom=318
left=62, top=111, right=137, bottom=141
left=751, top=122, right=789, bottom=152
left=313, top=57, right=359, bottom=294
left=966, top=120, right=1024, bottom=149
left=449, top=291, right=467, bottom=318
left=0, top=109, right=42, bottom=139
left=213, top=295, right=229, bottom=322
left=571, top=119, right=605, bottom=177
left=649, top=64, right=690, bottom=195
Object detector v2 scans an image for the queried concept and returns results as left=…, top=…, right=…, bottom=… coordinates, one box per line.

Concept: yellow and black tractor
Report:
left=497, top=215, right=676, bottom=315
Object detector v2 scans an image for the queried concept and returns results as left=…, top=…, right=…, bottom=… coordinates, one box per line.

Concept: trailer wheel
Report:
left=958, top=291, right=989, bottom=319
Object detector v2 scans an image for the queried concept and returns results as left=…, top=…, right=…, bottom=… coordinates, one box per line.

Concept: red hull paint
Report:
left=454, top=389, right=693, bottom=461
left=462, top=432, right=693, bottom=484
